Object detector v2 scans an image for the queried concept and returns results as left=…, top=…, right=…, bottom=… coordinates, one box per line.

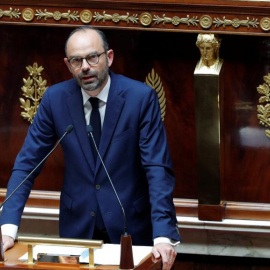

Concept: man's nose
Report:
left=81, top=58, right=90, bottom=70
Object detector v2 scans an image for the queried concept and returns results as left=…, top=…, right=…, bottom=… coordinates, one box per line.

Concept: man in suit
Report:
left=0, top=26, right=180, bottom=270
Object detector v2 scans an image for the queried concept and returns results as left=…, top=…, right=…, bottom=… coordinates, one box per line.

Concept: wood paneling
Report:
left=1, top=0, right=270, bottom=220
left=1, top=26, right=270, bottom=202
left=0, top=25, right=71, bottom=191
left=0, top=25, right=199, bottom=198
left=221, top=35, right=270, bottom=203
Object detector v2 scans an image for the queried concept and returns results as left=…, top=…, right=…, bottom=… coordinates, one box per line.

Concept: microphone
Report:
left=86, top=124, right=134, bottom=270
left=0, top=124, right=74, bottom=209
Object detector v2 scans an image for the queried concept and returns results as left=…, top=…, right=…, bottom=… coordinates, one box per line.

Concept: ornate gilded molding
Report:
left=145, top=69, right=166, bottom=121
left=0, top=7, right=20, bottom=19
left=140, top=12, right=152, bottom=27
left=257, top=73, right=270, bottom=139
left=0, top=6, right=269, bottom=33
left=93, top=11, right=138, bottom=24
left=22, top=8, right=34, bottom=22
left=36, top=9, right=79, bottom=22
left=80, top=10, right=93, bottom=24
left=20, top=63, right=48, bottom=123
left=153, top=14, right=199, bottom=26
left=260, top=17, right=270, bottom=31
left=200, top=15, right=213, bottom=29
left=213, top=17, right=259, bottom=29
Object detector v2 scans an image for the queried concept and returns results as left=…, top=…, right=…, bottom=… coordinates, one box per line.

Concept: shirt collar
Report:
left=81, top=76, right=111, bottom=106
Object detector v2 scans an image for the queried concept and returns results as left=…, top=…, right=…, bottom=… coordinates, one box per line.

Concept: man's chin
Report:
left=82, top=86, right=101, bottom=95
left=85, top=90, right=98, bottom=94
left=81, top=82, right=98, bottom=92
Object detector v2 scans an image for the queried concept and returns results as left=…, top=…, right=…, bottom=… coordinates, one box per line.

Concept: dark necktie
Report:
left=89, top=98, right=105, bottom=232
left=89, top=97, right=101, bottom=161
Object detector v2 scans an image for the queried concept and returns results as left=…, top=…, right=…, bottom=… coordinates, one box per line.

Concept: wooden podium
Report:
left=0, top=243, right=161, bottom=270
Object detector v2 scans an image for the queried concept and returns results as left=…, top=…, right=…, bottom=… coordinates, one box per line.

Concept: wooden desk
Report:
left=0, top=243, right=161, bottom=270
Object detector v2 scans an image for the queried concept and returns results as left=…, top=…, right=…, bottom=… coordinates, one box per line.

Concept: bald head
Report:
left=65, top=26, right=109, bottom=57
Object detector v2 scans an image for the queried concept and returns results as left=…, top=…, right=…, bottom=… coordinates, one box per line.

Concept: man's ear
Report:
left=107, top=49, right=114, bottom=67
left=64, top=58, right=72, bottom=73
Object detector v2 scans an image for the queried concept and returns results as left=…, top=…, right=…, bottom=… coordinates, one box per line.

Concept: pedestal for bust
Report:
left=194, top=59, right=225, bottom=221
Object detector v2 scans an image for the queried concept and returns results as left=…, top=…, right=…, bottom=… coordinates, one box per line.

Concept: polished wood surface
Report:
left=0, top=243, right=160, bottom=270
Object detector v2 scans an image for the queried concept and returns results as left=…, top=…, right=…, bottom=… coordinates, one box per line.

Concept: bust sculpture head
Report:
left=196, top=33, right=221, bottom=67
left=195, top=33, right=223, bottom=75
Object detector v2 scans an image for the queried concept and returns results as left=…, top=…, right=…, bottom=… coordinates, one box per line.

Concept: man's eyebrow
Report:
left=69, top=51, right=99, bottom=58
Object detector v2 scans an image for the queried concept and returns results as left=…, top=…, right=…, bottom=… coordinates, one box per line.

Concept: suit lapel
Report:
left=65, top=81, right=96, bottom=174
left=96, top=74, right=125, bottom=172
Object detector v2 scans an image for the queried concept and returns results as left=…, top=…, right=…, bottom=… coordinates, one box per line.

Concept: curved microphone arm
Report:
left=0, top=125, right=74, bottom=209
left=86, top=124, right=128, bottom=235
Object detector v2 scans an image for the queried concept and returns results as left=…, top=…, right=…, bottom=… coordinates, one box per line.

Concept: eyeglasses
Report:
left=68, top=51, right=106, bottom=69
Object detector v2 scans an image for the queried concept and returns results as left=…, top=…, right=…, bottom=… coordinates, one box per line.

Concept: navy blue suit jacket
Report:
left=1, top=71, right=180, bottom=245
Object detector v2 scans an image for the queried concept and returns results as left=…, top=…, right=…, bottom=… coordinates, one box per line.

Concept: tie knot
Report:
left=90, top=97, right=100, bottom=109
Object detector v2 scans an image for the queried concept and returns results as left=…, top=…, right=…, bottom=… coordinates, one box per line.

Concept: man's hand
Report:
left=2, top=235, right=15, bottom=252
left=152, top=243, right=177, bottom=270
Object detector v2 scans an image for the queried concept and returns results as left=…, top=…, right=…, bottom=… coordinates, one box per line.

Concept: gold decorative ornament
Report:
left=20, top=63, right=48, bottom=124
left=53, top=11, right=62, bottom=20
left=260, top=17, right=270, bottom=31
left=93, top=11, right=138, bottom=24
left=200, top=15, right=212, bottom=29
left=35, top=9, right=79, bottom=22
left=80, top=10, right=92, bottom=24
left=22, top=8, right=34, bottom=22
left=0, top=7, right=21, bottom=19
left=145, top=69, right=166, bottom=121
left=213, top=16, right=259, bottom=29
left=153, top=14, right=199, bottom=27
left=139, top=12, right=152, bottom=26
left=257, top=73, right=270, bottom=138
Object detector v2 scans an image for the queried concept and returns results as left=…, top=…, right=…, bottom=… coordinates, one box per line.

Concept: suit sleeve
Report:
left=139, top=88, right=181, bottom=242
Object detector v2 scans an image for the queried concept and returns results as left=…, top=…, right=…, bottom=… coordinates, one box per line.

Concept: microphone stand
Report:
left=119, top=233, right=134, bottom=270
left=87, top=125, right=134, bottom=270
left=0, top=125, right=74, bottom=262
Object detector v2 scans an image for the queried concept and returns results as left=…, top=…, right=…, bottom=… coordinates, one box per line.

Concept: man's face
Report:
left=64, top=30, right=113, bottom=95
left=198, top=42, right=216, bottom=62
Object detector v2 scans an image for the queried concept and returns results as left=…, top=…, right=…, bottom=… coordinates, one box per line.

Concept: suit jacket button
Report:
left=91, top=211, right=95, bottom=216
left=96, top=184, right=101, bottom=190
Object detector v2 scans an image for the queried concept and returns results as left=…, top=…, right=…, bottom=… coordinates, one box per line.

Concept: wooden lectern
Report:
left=0, top=242, right=161, bottom=270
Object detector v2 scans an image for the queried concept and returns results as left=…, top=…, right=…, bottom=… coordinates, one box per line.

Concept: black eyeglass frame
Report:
left=67, top=51, right=107, bottom=68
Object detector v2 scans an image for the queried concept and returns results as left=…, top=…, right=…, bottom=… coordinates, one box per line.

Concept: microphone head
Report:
left=66, top=125, right=74, bottom=134
left=86, top=125, right=93, bottom=133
